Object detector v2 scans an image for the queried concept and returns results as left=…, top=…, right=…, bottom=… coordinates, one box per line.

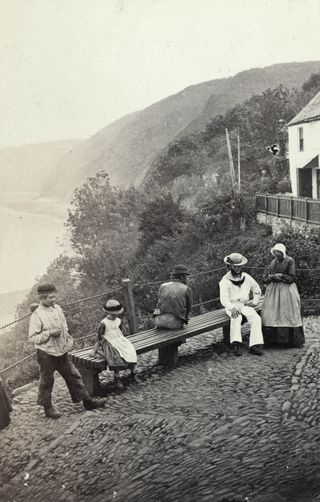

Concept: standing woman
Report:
left=262, top=243, right=305, bottom=347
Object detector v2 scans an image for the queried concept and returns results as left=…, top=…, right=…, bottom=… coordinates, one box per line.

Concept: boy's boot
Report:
left=83, top=398, right=108, bottom=410
left=44, top=404, right=62, bottom=419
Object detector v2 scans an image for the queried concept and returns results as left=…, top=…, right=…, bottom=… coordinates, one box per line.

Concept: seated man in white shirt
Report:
left=219, top=253, right=264, bottom=357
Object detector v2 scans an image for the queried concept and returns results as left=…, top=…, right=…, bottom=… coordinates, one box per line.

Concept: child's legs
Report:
left=113, top=369, right=120, bottom=380
left=129, top=363, right=136, bottom=374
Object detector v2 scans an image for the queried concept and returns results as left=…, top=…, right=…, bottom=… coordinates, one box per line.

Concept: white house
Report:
left=288, top=90, right=320, bottom=199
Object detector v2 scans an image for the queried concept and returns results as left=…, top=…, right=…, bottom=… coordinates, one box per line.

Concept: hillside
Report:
left=180, top=61, right=320, bottom=137
left=0, top=140, right=81, bottom=195
left=43, top=80, right=226, bottom=200
left=43, top=61, right=320, bottom=201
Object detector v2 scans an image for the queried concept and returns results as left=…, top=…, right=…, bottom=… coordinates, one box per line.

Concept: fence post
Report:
left=276, top=196, right=279, bottom=217
left=290, top=198, right=293, bottom=222
left=305, top=199, right=308, bottom=223
left=122, top=279, right=138, bottom=334
left=265, top=195, right=267, bottom=213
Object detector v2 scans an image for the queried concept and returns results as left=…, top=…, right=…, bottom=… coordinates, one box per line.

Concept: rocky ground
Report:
left=1, top=318, right=320, bottom=502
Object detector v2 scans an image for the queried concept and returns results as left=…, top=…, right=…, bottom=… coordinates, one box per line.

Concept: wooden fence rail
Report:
left=256, top=193, right=320, bottom=225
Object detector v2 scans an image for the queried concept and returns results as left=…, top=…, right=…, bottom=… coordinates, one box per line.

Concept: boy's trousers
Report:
left=36, top=349, right=90, bottom=407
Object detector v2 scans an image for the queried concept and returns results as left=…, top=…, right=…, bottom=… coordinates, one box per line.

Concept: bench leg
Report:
left=78, top=368, right=101, bottom=396
left=222, top=325, right=230, bottom=345
left=158, top=344, right=179, bottom=367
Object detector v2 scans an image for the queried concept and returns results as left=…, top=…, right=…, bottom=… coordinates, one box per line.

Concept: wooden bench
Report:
left=70, top=300, right=263, bottom=395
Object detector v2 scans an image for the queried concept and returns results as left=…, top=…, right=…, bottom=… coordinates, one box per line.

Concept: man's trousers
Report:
left=154, top=313, right=184, bottom=330
left=226, top=305, right=264, bottom=347
left=36, top=349, right=90, bottom=408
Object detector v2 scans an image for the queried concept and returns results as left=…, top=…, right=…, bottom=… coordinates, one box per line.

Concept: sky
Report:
left=0, top=0, right=320, bottom=148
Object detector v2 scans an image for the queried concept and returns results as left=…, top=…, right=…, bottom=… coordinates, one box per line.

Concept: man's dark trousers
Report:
left=37, top=349, right=90, bottom=407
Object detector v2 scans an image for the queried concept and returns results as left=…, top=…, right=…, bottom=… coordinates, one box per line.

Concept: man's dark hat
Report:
left=37, top=283, right=57, bottom=294
left=171, top=264, right=191, bottom=276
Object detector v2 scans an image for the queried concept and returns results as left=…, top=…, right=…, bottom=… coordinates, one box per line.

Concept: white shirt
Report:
left=29, top=303, right=74, bottom=356
left=219, top=272, right=261, bottom=312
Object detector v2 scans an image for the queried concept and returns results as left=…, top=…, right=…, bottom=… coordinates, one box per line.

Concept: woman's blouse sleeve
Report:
left=262, top=264, right=272, bottom=283
left=280, top=258, right=296, bottom=284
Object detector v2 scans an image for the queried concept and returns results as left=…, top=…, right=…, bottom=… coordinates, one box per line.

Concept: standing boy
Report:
left=29, top=283, right=106, bottom=418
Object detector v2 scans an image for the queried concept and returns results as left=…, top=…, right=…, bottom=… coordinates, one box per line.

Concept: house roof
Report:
left=288, top=90, right=320, bottom=126
left=301, top=155, right=319, bottom=169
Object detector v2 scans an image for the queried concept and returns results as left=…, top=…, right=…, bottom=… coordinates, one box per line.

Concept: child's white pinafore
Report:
left=101, top=317, right=137, bottom=363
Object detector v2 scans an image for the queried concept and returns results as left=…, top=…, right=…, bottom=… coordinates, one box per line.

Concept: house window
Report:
left=298, top=127, right=304, bottom=151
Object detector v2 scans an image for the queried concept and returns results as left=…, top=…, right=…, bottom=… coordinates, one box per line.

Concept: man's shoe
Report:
left=44, top=405, right=62, bottom=419
left=249, top=345, right=264, bottom=356
left=83, top=398, right=107, bottom=410
left=233, top=342, right=243, bottom=357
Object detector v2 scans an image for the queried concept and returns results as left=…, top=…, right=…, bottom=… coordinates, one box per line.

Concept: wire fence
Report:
left=0, top=352, right=36, bottom=376
left=3, top=265, right=320, bottom=333
left=0, top=287, right=121, bottom=333
left=61, top=287, right=121, bottom=308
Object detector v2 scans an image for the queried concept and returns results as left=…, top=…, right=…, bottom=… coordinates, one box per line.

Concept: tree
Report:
left=302, top=72, right=320, bottom=94
left=138, top=193, right=185, bottom=252
left=66, top=171, right=141, bottom=292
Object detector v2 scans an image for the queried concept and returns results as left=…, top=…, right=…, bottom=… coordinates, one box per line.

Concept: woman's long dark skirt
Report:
left=263, top=326, right=305, bottom=347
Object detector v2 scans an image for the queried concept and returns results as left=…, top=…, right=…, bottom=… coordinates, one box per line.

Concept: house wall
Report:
left=288, top=120, right=320, bottom=197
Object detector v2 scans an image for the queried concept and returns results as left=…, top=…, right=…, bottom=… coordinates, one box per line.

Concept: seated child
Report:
left=93, top=299, right=139, bottom=389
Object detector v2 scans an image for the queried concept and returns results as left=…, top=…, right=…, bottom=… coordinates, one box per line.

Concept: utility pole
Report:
left=237, top=132, right=245, bottom=231
left=225, top=129, right=236, bottom=191
left=237, top=133, right=241, bottom=194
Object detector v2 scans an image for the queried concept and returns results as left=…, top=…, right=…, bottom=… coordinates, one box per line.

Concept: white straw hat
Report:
left=223, top=253, right=248, bottom=266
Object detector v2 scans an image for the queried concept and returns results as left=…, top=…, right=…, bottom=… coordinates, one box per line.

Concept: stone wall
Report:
left=256, top=212, right=320, bottom=236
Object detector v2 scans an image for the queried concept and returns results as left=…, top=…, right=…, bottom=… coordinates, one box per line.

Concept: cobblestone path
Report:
left=1, top=317, right=320, bottom=502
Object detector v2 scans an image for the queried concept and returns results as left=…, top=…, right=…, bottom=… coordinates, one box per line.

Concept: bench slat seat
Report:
left=70, top=300, right=263, bottom=394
